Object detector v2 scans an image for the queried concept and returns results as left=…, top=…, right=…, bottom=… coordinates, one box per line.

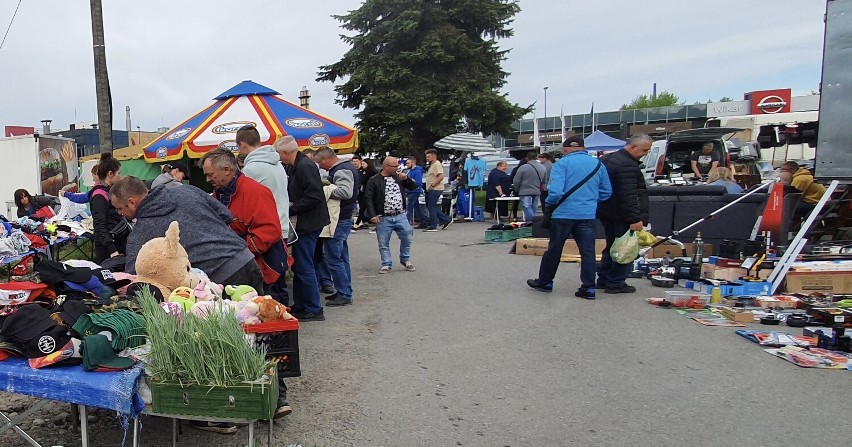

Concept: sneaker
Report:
left=291, top=310, right=325, bottom=321
left=380, top=266, right=391, bottom=274
left=575, top=288, right=596, bottom=300
left=324, top=292, right=339, bottom=301
left=403, top=262, right=415, bottom=272
left=326, top=297, right=353, bottom=306
left=604, top=284, right=636, bottom=294
left=526, top=278, right=553, bottom=293
left=441, top=219, right=454, bottom=230
left=321, top=284, right=337, bottom=295
left=273, top=404, right=292, bottom=419
left=190, top=421, right=238, bottom=434
left=369, top=229, right=376, bottom=234
left=423, top=228, right=438, bottom=232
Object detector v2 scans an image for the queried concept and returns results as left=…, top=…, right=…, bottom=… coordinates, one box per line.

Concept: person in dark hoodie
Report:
left=90, top=153, right=126, bottom=263
left=150, top=162, right=191, bottom=190
left=276, top=136, right=330, bottom=322
left=109, top=176, right=261, bottom=289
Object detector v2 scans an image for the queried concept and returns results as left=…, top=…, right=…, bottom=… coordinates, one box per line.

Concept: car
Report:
left=642, top=127, right=762, bottom=181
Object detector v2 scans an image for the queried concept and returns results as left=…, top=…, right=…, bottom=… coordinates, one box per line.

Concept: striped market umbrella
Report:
left=143, top=80, right=358, bottom=162
left=433, top=132, right=498, bottom=153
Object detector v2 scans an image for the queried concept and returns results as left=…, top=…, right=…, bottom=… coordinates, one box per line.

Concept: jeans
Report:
left=324, top=218, right=353, bottom=300
left=519, top=195, right=539, bottom=223
left=538, top=218, right=597, bottom=290
left=406, top=191, right=425, bottom=225
left=376, top=214, right=413, bottom=267
left=426, top=189, right=450, bottom=229
left=290, top=229, right=322, bottom=314
left=598, top=220, right=633, bottom=289
left=315, top=240, right=333, bottom=288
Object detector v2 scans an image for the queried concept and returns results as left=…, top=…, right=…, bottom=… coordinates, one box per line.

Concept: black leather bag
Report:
left=541, top=161, right=602, bottom=229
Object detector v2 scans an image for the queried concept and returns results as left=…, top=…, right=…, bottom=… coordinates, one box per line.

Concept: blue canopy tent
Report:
left=584, top=130, right=625, bottom=151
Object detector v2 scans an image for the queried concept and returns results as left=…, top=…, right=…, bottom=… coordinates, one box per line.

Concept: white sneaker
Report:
left=403, top=262, right=415, bottom=272
left=380, top=266, right=391, bottom=274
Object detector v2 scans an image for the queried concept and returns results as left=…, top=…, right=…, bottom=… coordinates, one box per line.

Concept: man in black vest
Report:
left=314, top=147, right=360, bottom=306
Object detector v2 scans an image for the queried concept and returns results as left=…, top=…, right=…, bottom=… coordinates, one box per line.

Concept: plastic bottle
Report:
left=710, top=286, right=722, bottom=304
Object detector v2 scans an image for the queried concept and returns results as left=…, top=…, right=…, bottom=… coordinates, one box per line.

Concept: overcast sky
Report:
left=0, top=0, right=827, bottom=134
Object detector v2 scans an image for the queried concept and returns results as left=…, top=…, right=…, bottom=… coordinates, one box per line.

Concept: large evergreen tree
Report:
left=318, top=0, right=528, bottom=156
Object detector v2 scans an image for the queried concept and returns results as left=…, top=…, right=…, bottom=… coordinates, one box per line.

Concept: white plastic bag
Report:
left=610, top=230, right=640, bottom=264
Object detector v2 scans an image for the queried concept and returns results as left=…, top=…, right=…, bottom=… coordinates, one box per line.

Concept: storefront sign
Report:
left=4, top=126, right=35, bottom=137
left=706, top=100, right=749, bottom=117
left=749, top=89, right=792, bottom=114
left=629, top=121, right=693, bottom=135
left=518, top=131, right=571, bottom=144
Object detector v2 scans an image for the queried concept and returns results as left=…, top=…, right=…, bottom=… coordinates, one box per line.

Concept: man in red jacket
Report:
left=200, top=148, right=287, bottom=292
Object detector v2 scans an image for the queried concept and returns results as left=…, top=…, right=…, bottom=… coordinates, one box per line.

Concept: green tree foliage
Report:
left=317, top=0, right=529, bottom=157
left=717, top=96, right=734, bottom=102
left=619, top=91, right=680, bottom=110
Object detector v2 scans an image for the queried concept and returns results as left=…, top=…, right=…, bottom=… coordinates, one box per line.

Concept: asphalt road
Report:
left=3, top=220, right=849, bottom=447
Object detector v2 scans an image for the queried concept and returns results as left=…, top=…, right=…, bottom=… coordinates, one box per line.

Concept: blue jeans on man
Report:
left=315, top=249, right=333, bottom=290
left=290, top=229, right=323, bottom=314
left=376, top=214, right=413, bottom=267
left=597, top=220, right=633, bottom=289
left=324, top=218, right=353, bottom=302
left=406, top=191, right=425, bottom=225
left=425, top=189, right=450, bottom=229
left=519, top=195, right=540, bottom=223
left=538, top=218, right=597, bottom=291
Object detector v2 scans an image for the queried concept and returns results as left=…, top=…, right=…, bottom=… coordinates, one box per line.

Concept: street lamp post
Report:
left=543, top=86, right=549, bottom=132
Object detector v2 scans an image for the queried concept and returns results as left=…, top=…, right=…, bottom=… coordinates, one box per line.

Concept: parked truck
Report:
left=0, top=134, right=79, bottom=217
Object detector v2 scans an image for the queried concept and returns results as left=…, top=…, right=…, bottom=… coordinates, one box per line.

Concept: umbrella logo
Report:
left=212, top=121, right=256, bottom=134
left=156, top=147, right=168, bottom=159
left=285, top=118, right=324, bottom=129
left=218, top=140, right=239, bottom=152
left=309, top=134, right=330, bottom=147
left=166, top=127, right=192, bottom=140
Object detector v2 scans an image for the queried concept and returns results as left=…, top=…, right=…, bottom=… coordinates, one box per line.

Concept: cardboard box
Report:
left=785, top=270, right=852, bottom=294
left=719, top=307, right=757, bottom=322
left=701, top=263, right=743, bottom=282
left=707, top=256, right=743, bottom=267
left=648, top=243, right=713, bottom=258
left=515, top=238, right=607, bottom=258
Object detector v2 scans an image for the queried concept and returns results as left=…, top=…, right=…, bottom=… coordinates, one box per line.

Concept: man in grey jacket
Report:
left=236, top=125, right=290, bottom=239
left=512, top=151, right=548, bottom=222
left=110, top=176, right=262, bottom=289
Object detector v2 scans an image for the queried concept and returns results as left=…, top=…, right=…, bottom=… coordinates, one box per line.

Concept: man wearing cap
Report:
left=109, top=176, right=264, bottom=290
left=527, top=135, right=612, bottom=299
left=596, top=134, right=653, bottom=294
left=236, top=125, right=291, bottom=304
left=151, top=162, right=191, bottom=190
left=512, top=151, right=548, bottom=223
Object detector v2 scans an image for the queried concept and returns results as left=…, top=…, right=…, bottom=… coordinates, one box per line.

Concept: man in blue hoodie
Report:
left=404, top=157, right=426, bottom=228
left=237, top=125, right=291, bottom=305
left=527, top=136, right=612, bottom=299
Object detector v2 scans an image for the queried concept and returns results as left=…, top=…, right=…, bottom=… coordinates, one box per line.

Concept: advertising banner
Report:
left=39, top=137, right=79, bottom=196
left=749, top=89, right=792, bottom=114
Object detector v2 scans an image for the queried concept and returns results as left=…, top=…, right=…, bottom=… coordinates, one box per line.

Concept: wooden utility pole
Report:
left=90, top=0, right=113, bottom=153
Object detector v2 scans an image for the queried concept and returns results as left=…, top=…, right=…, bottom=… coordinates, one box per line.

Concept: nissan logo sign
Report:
left=756, top=95, right=787, bottom=114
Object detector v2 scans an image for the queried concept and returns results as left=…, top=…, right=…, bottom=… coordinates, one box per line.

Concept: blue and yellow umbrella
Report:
left=143, top=80, right=358, bottom=162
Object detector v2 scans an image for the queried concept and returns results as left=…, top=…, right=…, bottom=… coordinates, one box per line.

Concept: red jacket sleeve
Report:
left=231, top=177, right=283, bottom=256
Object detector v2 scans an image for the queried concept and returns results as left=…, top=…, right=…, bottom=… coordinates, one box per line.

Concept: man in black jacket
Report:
left=364, top=156, right=417, bottom=274
left=276, top=136, right=330, bottom=321
left=596, top=134, right=653, bottom=294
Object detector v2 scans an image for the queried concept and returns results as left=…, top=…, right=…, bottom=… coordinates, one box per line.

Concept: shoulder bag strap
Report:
left=550, top=161, right=602, bottom=211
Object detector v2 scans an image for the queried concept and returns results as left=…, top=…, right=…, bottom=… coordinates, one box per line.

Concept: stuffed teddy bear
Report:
left=134, top=221, right=197, bottom=299
left=253, top=296, right=293, bottom=322
left=225, top=285, right=258, bottom=302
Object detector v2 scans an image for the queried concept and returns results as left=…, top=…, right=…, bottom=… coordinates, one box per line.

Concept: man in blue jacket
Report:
left=527, top=136, right=612, bottom=299
left=404, top=157, right=426, bottom=228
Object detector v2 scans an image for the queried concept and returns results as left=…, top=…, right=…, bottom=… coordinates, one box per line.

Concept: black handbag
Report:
left=541, top=161, right=602, bottom=229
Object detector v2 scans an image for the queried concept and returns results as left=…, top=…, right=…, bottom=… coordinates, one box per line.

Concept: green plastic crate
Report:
left=150, top=369, right=278, bottom=420
left=485, top=229, right=520, bottom=242
left=517, top=226, right=533, bottom=238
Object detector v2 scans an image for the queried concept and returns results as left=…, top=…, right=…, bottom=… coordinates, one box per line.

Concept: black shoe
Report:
left=321, top=284, right=337, bottom=295
left=273, top=404, right=292, bottom=419
left=292, top=310, right=326, bottom=321
left=326, top=297, right=353, bottom=307
left=441, top=219, right=454, bottom=230
left=423, top=227, right=438, bottom=232
left=190, top=421, right=238, bottom=434
left=325, top=292, right=339, bottom=301
left=526, top=278, right=553, bottom=293
left=604, top=284, right=636, bottom=294
left=575, top=288, right=596, bottom=300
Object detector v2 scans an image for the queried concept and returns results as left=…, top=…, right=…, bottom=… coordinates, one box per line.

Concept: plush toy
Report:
left=160, top=302, right=183, bottom=320
left=191, top=300, right=229, bottom=319
left=225, top=285, right=258, bottom=302
left=188, top=268, right=223, bottom=301
left=134, top=222, right=197, bottom=298
left=236, top=300, right=261, bottom=325
left=253, top=296, right=293, bottom=322
left=168, top=286, right=195, bottom=313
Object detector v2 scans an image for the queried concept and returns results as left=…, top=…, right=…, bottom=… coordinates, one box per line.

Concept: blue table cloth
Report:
left=0, top=357, right=144, bottom=417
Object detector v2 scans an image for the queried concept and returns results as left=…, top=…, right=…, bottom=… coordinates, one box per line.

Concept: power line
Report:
left=0, top=0, right=23, bottom=52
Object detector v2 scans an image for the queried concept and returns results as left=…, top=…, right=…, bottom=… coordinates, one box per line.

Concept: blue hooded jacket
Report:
left=546, top=151, right=612, bottom=219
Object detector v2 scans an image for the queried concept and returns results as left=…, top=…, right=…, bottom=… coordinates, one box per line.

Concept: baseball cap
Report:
left=58, top=300, right=91, bottom=328
left=90, top=268, right=132, bottom=290
left=81, top=334, right=135, bottom=371
left=36, top=260, right=93, bottom=287
left=166, top=161, right=191, bottom=180
left=0, top=305, right=57, bottom=343
left=21, top=325, right=72, bottom=360
left=563, top=135, right=585, bottom=147
left=28, top=338, right=79, bottom=369
left=64, top=276, right=104, bottom=295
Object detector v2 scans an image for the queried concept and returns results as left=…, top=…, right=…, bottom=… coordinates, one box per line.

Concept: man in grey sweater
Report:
left=110, top=176, right=261, bottom=289
left=512, top=151, right=548, bottom=222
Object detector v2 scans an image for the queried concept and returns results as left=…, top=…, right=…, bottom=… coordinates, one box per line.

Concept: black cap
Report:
left=59, top=300, right=90, bottom=329
left=562, top=135, right=585, bottom=148
left=90, top=268, right=132, bottom=290
left=0, top=305, right=57, bottom=342
left=21, top=325, right=71, bottom=359
left=125, top=282, right=165, bottom=302
left=166, top=161, right=191, bottom=180
left=36, top=260, right=93, bottom=287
